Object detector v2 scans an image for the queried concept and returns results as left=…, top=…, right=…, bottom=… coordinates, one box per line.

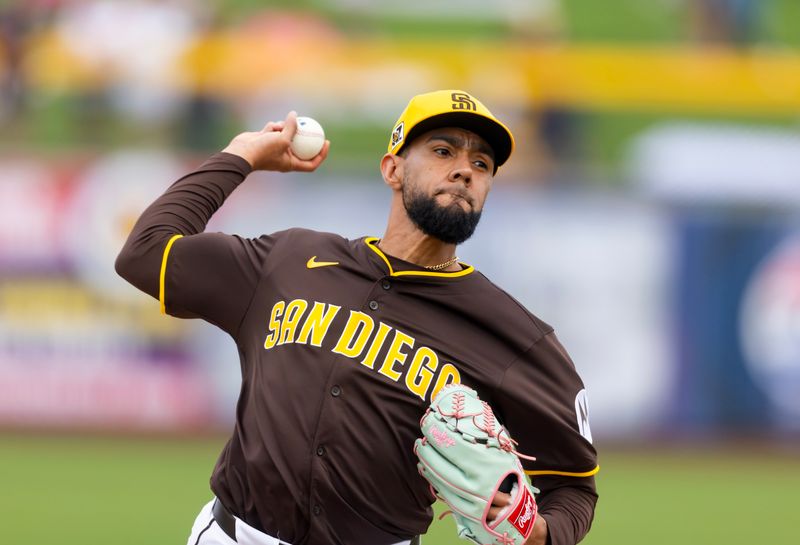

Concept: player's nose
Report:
left=448, top=155, right=473, bottom=185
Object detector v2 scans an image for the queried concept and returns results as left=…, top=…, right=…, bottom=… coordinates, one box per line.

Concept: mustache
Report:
left=435, top=189, right=474, bottom=206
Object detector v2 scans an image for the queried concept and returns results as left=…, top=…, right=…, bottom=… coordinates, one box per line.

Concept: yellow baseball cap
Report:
left=388, top=90, right=515, bottom=172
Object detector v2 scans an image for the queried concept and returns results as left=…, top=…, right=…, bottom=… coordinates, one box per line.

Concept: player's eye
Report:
left=434, top=148, right=451, bottom=157
left=473, top=160, right=489, bottom=170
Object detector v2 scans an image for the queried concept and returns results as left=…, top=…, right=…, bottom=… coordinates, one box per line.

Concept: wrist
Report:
left=525, top=514, right=547, bottom=545
left=220, top=144, right=256, bottom=169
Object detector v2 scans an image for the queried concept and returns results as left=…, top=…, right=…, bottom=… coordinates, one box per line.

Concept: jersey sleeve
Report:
left=115, top=151, right=275, bottom=336
left=495, top=332, right=599, bottom=545
left=497, top=331, right=598, bottom=476
left=161, top=232, right=276, bottom=335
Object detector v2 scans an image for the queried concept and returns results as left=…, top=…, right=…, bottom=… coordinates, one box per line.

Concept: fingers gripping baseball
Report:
left=262, top=120, right=283, bottom=132
left=222, top=111, right=330, bottom=172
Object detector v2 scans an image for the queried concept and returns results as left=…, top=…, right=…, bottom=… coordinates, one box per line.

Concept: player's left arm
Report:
left=493, top=331, right=599, bottom=545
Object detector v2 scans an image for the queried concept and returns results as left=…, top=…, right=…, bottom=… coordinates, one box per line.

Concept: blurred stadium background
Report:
left=1, top=0, right=799, bottom=543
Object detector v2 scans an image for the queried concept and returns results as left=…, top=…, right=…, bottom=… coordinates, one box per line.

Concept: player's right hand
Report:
left=222, top=111, right=330, bottom=173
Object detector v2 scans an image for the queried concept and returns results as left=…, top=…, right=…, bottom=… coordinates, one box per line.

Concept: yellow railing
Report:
left=14, top=31, right=800, bottom=114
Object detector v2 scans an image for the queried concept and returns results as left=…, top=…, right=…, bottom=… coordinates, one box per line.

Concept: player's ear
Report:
left=380, top=153, right=403, bottom=190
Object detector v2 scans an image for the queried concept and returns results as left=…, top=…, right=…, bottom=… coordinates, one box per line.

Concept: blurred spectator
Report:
left=503, top=0, right=564, bottom=42
left=177, top=4, right=232, bottom=151
left=55, top=0, right=201, bottom=126
left=534, top=106, right=586, bottom=184
left=687, top=0, right=762, bottom=45
left=0, top=4, right=30, bottom=120
left=0, top=0, right=66, bottom=120
left=504, top=0, right=586, bottom=185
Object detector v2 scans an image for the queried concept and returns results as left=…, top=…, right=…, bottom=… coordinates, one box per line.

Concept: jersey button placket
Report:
left=330, top=385, right=342, bottom=397
left=316, top=445, right=325, bottom=456
left=368, top=300, right=379, bottom=311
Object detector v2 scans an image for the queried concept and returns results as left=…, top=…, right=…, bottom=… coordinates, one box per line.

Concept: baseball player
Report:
left=116, top=90, right=598, bottom=545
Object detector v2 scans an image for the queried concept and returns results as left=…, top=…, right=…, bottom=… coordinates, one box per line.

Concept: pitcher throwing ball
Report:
left=116, top=90, right=598, bottom=545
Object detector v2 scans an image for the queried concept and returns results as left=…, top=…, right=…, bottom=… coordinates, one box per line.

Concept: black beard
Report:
left=402, top=185, right=482, bottom=245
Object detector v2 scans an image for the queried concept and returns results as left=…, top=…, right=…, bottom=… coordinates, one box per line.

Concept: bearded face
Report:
left=390, top=127, right=495, bottom=246
left=401, top=173, right=483, bottom=245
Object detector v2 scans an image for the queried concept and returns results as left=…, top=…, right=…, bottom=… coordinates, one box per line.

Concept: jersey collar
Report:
left=364, top=237, right=475, bottom=278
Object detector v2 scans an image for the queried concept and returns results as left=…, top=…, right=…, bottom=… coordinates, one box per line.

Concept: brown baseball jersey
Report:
left=116, top=153, right=599, bottom=545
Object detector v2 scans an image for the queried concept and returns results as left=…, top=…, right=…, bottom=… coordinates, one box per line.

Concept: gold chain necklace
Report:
left=424, top=256, right=459, bottom=271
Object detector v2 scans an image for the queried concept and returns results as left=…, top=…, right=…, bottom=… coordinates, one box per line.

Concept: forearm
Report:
left=115, top=152, right=252, bottom=298
left=535, top=475, right=598, bottom=545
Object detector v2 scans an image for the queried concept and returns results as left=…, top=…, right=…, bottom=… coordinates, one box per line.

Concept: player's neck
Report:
left=378, top=227, right=459, bottom=271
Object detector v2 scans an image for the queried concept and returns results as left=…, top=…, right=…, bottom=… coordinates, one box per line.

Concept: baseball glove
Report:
left=414, top=384, right=538, bottom=545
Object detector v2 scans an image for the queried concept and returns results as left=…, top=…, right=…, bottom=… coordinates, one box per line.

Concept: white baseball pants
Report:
left=186, top=498, right=413, bottom=545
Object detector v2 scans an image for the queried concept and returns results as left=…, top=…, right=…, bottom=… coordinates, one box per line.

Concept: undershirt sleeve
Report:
left=535, top=474, right=598, bottom=545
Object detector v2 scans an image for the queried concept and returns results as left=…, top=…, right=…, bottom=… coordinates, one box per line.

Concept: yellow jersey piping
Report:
left=525, top=465, right=600, bottom=478
left=364, top=237, right=474, bottom=278
left=159, top=234, right=183, bottom=315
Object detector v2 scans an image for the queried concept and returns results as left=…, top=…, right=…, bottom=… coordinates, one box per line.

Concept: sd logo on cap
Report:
left=388, top=90, right=515, bottom=173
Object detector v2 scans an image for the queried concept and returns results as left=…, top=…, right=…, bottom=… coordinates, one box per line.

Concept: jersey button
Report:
left=330, top=385, right=342, bottom=397
left=316, top=445, right=325, bottom=456
left=368, top=300, right=379, bottom=311
left=382, top=280, right=391, bottom=290
left=312, top=505, right=321, bottom=516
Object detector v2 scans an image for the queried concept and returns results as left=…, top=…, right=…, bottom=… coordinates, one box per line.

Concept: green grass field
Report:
left=2, top=434, right=798, bottom=544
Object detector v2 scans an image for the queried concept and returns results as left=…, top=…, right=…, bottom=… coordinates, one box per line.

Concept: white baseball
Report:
left=291, top=116, right=325, bottom=160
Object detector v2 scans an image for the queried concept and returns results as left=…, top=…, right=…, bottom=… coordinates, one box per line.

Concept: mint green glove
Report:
left=414, top=384, right=538, bottom=545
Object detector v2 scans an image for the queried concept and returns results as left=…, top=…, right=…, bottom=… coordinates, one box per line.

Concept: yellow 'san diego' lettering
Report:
left=262, top=299, right=461, bottom=401
left=378, top=330, right=414, bottom=382
left=331, top=310, right=374, bottom=358
left=263, top=301, right=285, bottom=349
left=296, top=301, right=341, bottom=346
left=406, top=346, right=439, bottom=400
left=360, top=322, right=393, bottom=369
left=278, top=299, right=308, bottom=345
